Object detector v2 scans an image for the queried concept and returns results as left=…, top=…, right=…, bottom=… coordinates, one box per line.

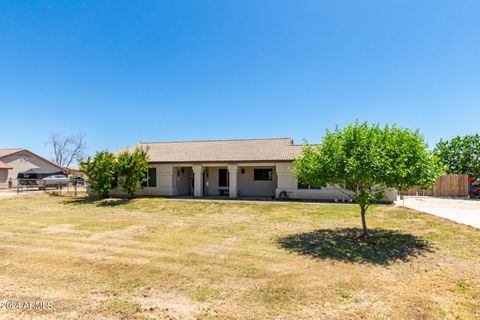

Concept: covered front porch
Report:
left=174, top=163, right=278, bottom=198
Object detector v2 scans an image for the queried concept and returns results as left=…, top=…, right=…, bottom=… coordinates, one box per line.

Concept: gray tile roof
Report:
left=121, top=138, right=305, bottom=163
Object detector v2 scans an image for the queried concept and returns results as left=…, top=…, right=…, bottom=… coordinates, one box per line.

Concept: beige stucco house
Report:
left=0, top=149, right=66, bottom=188
left=111, top=138, right=397, bottom=202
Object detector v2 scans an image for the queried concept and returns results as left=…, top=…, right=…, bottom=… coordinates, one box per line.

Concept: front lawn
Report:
left=0, top=194, right=479, bottom=319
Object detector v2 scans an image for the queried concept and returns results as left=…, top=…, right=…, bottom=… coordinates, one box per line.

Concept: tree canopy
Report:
left=80, top=151, right=117, bottom=198
left=80, top=147, right=150, bottom=198
left=294, top=121, right=439, bottom=237
left=434, top=134, right=480, bottom=179
left=117, top=147, right=150, bottom=197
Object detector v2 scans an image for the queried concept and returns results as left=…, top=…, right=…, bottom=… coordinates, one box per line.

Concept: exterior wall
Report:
left=238, top=166, right=276, bottom=197
left=275, top=162, right=398, bottom=203
left=88, top=160, right=397, bottom=203
left=202, top=166, right=231, bottom=196
left=109, top=163, right=175, bottom=197
left=204, top=167, right=221, bottom=196
left=0, top=169, right=9, bottom=188
left=0, top=151, right=64, bottom=188
left=201, top=166, right=276, bottom=197
left=174, top=166, right=193, bottom=196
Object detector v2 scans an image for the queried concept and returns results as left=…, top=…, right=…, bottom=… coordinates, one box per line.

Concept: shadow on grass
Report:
left=62, top=197, right=132, bottom=207
left=278, top=228, right=433, bottom=265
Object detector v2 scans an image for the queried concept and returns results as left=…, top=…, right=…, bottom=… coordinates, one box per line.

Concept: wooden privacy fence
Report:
left=402, top=174, right=469, bottom=198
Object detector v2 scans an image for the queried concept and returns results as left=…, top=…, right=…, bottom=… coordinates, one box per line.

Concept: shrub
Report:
left=80, top=151, right=118, bottom=198
left=117, top=147, right=149, bottom=198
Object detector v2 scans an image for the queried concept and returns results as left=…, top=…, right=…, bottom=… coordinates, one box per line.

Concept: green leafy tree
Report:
left=434, top=134, right=480, bottom=179
left=116, top=147, right=150, bottom=197
left=294, top=122, right=439, bottom=237
left=80, top=151, right=117, bottom=198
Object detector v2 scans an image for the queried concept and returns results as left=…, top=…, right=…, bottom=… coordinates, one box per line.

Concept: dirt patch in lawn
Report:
left=197, top=237, right=239, bottom=258
left=133, top=289, right=210, bottom=319
left=89, top=225, right=146, bottom=241
left=42, top=224, right=89, bottom=235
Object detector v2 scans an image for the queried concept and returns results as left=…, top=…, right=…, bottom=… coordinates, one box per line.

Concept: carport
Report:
left=17, top=168, right=65, bottom=186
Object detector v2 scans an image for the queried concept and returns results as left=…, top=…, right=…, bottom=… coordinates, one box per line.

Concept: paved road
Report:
left=396, top=197, right=480, bottom=228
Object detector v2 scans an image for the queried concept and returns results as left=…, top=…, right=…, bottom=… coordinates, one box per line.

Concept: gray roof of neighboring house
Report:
left=121, top=138, right=305, bottom=163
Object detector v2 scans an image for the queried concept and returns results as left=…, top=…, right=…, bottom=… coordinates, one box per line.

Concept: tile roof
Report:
left=0, top=148, right=23, bottom=158
left=0, top=148, right=66, bottom=171
left=121, top=138, right=305, bottom=163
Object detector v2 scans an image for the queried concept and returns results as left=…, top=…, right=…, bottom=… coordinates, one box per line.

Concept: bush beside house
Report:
left=80, top=147, right=149, bottom=198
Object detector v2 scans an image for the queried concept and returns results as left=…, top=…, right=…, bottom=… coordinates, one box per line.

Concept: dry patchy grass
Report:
left=0, top=193, right=479, bottom=319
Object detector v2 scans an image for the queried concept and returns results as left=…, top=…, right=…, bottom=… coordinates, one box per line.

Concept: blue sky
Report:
left=0, top=1, right=479, bottom=160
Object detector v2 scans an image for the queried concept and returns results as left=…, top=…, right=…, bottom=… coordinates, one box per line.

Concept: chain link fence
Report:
left=16, top=178, right=86, bottom=196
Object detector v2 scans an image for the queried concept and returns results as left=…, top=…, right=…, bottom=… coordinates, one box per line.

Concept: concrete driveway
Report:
left=396, top=197, right=480, bottom=228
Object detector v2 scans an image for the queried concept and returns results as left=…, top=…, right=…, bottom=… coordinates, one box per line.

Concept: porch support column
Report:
left=192, top=165, right=203, bottom=197
left=228, top=164, right=238, bottom=198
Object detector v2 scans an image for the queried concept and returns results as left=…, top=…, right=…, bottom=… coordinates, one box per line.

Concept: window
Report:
left=297, top=182, right=321, bottom=190
left=219, top=169, right=229, bottom=187
left=254, top=168, right=273, bottom=181
left=142, top=168, right=157, bottom=187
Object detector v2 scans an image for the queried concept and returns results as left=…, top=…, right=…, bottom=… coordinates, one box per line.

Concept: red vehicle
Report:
left=470, top=178, right=480, bottom=198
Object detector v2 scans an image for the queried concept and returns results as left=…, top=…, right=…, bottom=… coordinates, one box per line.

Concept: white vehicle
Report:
left=39, top=175, right=70, bottom=189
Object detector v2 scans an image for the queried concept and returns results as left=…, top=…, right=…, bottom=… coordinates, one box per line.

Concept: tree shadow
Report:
left=62, top=197, right=96, bottom=205
left=95, top=199, right=132, bottom=207
left=277, top=228, right=433, bottom=265
left=63, top=197, right=132, bottom=207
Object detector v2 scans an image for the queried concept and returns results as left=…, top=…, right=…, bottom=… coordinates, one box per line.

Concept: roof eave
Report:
left=148, top=159, right=296, bottom=164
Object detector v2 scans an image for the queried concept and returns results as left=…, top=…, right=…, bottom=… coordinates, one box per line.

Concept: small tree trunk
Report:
left=360, top=206, right=368, bottom=238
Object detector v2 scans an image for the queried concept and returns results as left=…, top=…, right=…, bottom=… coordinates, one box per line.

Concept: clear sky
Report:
left=0, top=1, right=479, bottom=160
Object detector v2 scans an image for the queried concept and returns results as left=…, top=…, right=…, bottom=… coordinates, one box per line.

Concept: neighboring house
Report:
left=0, top=149, right=67, bottom=188
left=110, top=138, right=397, bottom=202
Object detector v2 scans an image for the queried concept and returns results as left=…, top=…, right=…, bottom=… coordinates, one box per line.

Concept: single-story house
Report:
left=110, top=138, right=397, bottom=202
left=0, top=149, right=67, bottom=188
